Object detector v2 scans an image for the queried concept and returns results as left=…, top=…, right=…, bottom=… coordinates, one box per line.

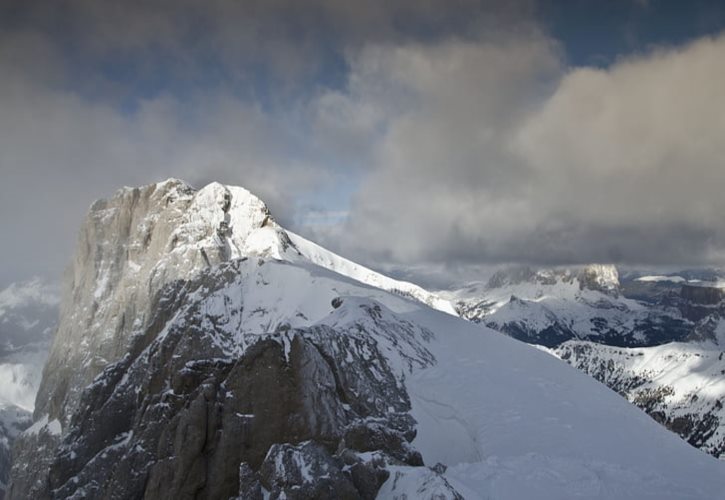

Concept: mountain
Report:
left=0, top=278, right=59, bottom=499
left=445, top=264, right=725, bottom=459
left=8, top=180, right=725, bottom=499
left=445, top=265, right=693, bottom=348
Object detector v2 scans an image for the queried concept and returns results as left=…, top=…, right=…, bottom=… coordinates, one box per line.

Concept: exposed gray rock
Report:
left=681, top=283, right=724, bottom=307
left=35, top=179, right=298, bottom=429
left=339, top=418, right=423, bottom=466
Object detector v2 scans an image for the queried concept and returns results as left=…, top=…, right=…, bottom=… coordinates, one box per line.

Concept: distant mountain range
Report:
left=443, top=265, right=725, bottom=459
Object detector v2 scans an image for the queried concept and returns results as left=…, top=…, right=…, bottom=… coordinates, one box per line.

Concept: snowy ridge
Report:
left=447, top=264, right=725, bottom=460
left=287, top=231, right=457, bottom=315
left=158, top=179, right=454, bottom=314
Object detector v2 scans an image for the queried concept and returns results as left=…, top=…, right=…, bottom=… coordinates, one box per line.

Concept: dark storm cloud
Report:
left=0, top=0, right=537, bottom=98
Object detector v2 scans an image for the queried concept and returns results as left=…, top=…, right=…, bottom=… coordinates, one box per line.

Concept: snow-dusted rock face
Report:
left=577, top=264, right=620, bottom=296
left=8, top=179, right=449, bottom=499
left=9, top=180, right=725, bottom=499
left=552, top=340, right=725, bottom=458
left=34, top=179, right=300, bottom=426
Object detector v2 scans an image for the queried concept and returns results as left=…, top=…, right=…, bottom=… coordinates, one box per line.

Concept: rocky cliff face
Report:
left=34, top=179, right=300, bottom=428
left=10, top=260, right=435, bottom=498
left=678, top=283, right=725, bottom=323
left=680, top=283, right=724, bottom=306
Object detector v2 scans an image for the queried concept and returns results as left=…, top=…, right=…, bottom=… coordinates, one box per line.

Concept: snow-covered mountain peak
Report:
left=36, top=178, right=454, bottom=426
left=168, top=180, right=298, bottom=262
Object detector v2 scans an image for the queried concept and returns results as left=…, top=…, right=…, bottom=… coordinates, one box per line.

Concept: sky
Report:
left=1, top=0, right=725, bottom=288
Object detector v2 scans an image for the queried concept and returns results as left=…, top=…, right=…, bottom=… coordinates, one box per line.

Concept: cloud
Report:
left=0, top=0, right=540, bottom=286
left=0, top=35, right=328, bottom=285
left=2, top=1, right=724, bottom=287
left=0, top=0, right=537, bottom=96
left=321, top=32, right=725, bottom=269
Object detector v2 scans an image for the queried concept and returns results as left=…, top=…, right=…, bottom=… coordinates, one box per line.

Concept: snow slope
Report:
left=372, top=304, right=725, bottom=499
left=287, top=231, right=456, bottom=315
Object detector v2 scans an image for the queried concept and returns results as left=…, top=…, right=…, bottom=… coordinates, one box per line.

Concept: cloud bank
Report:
left=325, top=33, right=725, bottom=270
left=1, top=1, right=724, bottom=286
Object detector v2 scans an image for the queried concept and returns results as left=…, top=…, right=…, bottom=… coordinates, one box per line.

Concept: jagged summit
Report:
left=35, top=179, right=453, bottom=426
